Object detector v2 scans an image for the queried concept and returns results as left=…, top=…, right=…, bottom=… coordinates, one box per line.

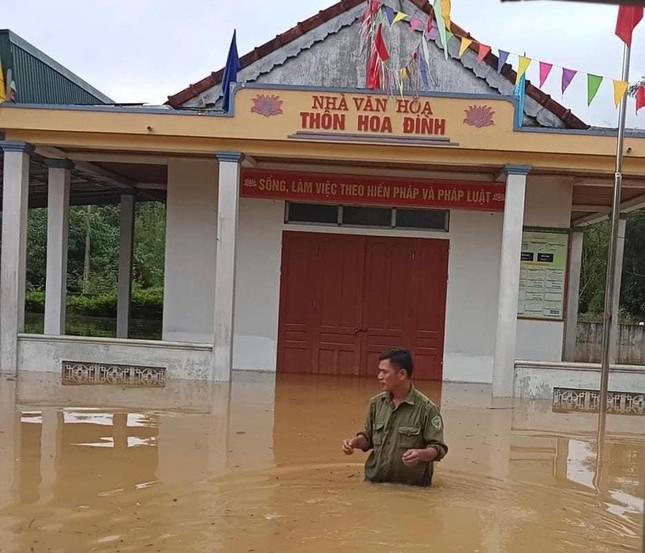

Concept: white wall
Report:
left=232, top=200, right=505, bottom=382
left=17, top=335, right=213, bottom=380
left=523, top=176, right=572, bottom=229
left=514, top=361, right=645, bottom=400
left=163, top=159, right=218, bottom=343
left=443, top=210, right=503, bottom=383
left=16, top=362, right=221, bottom=411
left=158, top=172, right=572, bottom=381
left=233, top=198, right=284, bottom=371
left=516, top=176, right=573, bottom=362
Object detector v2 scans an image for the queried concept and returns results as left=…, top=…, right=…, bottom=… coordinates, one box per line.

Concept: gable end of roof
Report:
left=166, top=0, right=587, bottom=130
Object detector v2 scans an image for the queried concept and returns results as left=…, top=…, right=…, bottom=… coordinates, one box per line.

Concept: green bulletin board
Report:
left=518, top=230, right=569, bottom=320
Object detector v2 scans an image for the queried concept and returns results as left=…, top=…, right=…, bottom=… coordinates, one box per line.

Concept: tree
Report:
left=579, top=210, right=645, bottom=322
left=580, top=221, right=609, bottom=316
left=66, top=205, right=120, bottom=294
left=620, top=211, right=645, bottom=319
left=133, top=202, right=166, bottom=289
left=23, top=201, right=166, bottom=297
left=26, top=208, right=48, bottom=291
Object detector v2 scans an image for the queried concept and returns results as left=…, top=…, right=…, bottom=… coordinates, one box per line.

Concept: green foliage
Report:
left=133, top=203, right=166, bottom=289
left=580, top=211, right=645, bottom=322
left=25, top=287, right=163, bottom=318
left=580, top=221, right=609, bottom=316
left=24, top=201, right=165, bottom=296
left=25, top=290, right=46, bottom=313
left=67, top=205, right=120, bottom=294
left=68, top=293, right=118, bottom=316
left=621, top=211, right=645, bottom=318
left=131, top=286, right=163, bottom=306
left=23, top=201, right=166, bottom=326
left=27, top=209, right=48, bottom=291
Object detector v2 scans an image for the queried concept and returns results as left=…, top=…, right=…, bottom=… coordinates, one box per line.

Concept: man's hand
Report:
left=342, top=438, right=356, bottom=455
left=402, top=447, right=439, bottom=466
left=342, top=434, right=368, bottom=455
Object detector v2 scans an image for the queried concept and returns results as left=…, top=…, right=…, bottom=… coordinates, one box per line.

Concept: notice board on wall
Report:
left=518, top=230, right=569, bottom=320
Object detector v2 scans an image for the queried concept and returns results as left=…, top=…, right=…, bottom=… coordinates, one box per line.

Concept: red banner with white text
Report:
left=240, top=169, right=505, bottom=212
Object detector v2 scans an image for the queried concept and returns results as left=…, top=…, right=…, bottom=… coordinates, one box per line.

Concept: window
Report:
left=286, top=203, right=338, bottom=224
left=285, top=203, right=449, bottom=232
left=395, top=208, right=449, bottom=231
left=342, top=206, right=391, bottom=227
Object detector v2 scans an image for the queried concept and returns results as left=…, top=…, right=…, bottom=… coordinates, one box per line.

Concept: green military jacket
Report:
left=358, top=386, right=447, bottom=487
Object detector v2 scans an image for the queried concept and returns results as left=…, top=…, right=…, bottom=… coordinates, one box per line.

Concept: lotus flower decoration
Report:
left=463, top=105, right=495, bottom=128
left=251, top=94, right=284, bottom=117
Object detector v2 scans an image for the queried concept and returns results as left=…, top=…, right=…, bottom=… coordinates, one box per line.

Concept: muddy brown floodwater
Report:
left=0, top=371, right=643, bottom=552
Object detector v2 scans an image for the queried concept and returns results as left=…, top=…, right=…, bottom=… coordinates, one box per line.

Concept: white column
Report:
left=213, top=152, right=243, bottom=380
left=163, top=160, right=218, bottom=343
left=0, top=142, right=32, bottom=373
left=38, top=408, right=60, bottom=504
left=609, top=216, right=627, bottom=364
left=563, top=229, right=584, bottom=361
left=117, top=195, right=135, bottom=339
left=0, top=377, right=18, bottom=504
left=492, top=165, right=530, bottom=398
left=44, top=159, right=72, bottom=336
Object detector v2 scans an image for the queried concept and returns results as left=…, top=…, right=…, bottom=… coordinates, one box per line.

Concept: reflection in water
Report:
left=0, top=372, right=642, bottom=552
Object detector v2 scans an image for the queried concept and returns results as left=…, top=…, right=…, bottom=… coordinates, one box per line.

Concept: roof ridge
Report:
left=165, top=0, right=587, bottom=130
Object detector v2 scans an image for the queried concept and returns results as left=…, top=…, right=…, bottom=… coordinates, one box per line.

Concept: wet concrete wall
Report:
left=163, top=159, right=219, bottom=344
left=576, top=323, right=645, bottom=365
left=514, top=361, right=645, bottom=399
left=515, top=176, right=573, bottom=363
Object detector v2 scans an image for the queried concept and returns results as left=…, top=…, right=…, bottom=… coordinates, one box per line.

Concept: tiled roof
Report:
left=166, top=0, right=587, bottom=130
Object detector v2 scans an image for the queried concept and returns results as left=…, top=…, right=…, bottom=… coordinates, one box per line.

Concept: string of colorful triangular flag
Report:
left=361, top=0, right=645, bottom=114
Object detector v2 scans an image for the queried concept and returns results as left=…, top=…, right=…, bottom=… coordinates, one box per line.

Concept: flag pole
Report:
left=597, top=42, right=631, bottom=440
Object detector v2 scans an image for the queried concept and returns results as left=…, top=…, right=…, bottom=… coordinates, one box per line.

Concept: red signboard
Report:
left=241, top=169, right=505, bottom=212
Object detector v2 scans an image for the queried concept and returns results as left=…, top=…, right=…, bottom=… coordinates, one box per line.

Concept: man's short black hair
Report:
left=379, top=348, right=414, bottom=378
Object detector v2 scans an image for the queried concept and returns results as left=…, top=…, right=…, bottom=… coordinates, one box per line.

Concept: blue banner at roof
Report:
left=222, top=30, right=240, bottom=113
left=515, top=73, right=526, bottom=128
left=383, top=5, right=395, bottom=25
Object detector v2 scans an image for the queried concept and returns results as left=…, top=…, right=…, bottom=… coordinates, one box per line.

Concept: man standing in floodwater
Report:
left=341, top=348, right=447, bottom=487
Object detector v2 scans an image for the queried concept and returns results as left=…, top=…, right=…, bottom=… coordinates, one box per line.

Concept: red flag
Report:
left=362, top=0, right=380, bottom=24
left=636, top=85, right=645, bottom=113
left=615, top=6, right=643, bottom=47
left=374, top=25, right=389, bottom=62
left=477, top=44, right=492, bottom=63
left=367, top=48, right=381, bottom=89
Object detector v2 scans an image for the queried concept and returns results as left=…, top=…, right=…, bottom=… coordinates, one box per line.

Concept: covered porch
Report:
left=1, top=86, right=644, bottom=395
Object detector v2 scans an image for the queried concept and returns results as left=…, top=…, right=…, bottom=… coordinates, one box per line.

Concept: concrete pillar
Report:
left=609, top=216, right=627, bottom=364
left=213, top=152, right=243, bottom=380
left=492, top=165, right=530, bottom=398
left=0, top=376, right=18, bottom=505
left=38, top=408, right=60, bottom=504
left=117, top=195, right=135, bottom=339
left=163, top=159, right=218, bottom=343
left=44, top=159, right=72, bottom=336
left=0, top=142, right=33, bottom=373
left=563, top=229, right=584, bottom=361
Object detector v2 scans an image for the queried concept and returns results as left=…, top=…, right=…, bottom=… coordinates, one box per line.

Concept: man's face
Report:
left=377, top=359, right=406, bottom=392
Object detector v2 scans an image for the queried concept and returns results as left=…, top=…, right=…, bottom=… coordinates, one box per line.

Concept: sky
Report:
left=4, top=0, right=645, bottom=129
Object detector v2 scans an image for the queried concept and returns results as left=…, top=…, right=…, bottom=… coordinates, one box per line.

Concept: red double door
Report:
left=277, top=231, right=449, bottom=380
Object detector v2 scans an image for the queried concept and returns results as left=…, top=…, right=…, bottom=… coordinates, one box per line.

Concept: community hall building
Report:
left=1, top=0, right=644, bottom=398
